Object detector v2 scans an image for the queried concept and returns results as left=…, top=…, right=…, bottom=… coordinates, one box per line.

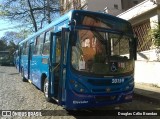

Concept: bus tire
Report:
left=21, top=68, right=27, bottom=82
left=44, top=78, right=52, bottom=102
left=41, top=74, right=46, bottom=92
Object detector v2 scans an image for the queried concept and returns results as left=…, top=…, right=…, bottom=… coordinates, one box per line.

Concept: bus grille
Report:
left=92, top=88, right=120, bottom=93
left=88, top=79, right=118, bottom=86
left=95, top=95, right=117, bottom=102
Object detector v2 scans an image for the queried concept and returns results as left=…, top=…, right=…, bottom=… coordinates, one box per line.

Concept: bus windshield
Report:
left=71, top=29, right=134, bottom=76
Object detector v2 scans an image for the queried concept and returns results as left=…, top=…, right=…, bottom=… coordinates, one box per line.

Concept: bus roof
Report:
left=19, top=10, right=73, bottom=45
left=19, top=10, right=131, bottom=45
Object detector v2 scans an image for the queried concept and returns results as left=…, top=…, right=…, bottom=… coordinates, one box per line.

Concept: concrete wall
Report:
left=117, top=0, right=158, bottom=21
left=86, top=0, right=123, bottom=15
left=137, top=50, right=158, bottom=61
left=135, top=60, right=160, bottom=87
left=121, top=0, right=145, bottom=10
left=87, top=0, right=107, bottom=12
left=135, top=46, right=160, bottom=87
left=103, top=0, right=123, bottom=15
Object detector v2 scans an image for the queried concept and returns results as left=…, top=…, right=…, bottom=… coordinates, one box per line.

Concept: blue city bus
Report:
left=18, top=10, right=137, bottom=110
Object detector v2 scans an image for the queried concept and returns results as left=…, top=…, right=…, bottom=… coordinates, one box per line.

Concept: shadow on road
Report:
left=9, top=73, right=20, bottom=75
left=134, top=88, right=160, bottom=105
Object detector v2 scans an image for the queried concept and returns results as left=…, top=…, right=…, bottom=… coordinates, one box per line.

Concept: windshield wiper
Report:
left=113, top=33, right=123, bottom=46
left=92, top=30, right=107, bottom=44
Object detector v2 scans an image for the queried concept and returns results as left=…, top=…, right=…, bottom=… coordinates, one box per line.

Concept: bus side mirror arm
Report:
left=70, top=30, right=77, bottom=46
left=133, top=38, right=137, bottom=60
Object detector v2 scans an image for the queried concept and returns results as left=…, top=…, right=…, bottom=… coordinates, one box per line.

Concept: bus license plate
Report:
left=112, top=78, right=124, bottom=84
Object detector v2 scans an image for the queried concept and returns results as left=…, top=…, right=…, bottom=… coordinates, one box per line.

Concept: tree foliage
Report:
left=0, top=40, right=7, bottom=51
left=0, top=39, right=17, bottom=65
left=0, top=31, right=25, bottom=57
left=0, top=31, right=21, bottom=64
left=1, top=31, right=25, bottom=44
left=148, top=23, right=160, bottom=61
left=150, top=23, right=160, bottom=47
left=0, top=0, right=60, bottom=32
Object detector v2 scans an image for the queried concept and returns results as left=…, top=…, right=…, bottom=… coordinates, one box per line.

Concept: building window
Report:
left=114, top=4, right=118, bottom=9
left=133, top=1, right=138, bottom=5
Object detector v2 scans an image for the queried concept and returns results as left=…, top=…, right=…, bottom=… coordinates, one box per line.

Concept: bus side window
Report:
left=34, top=33, right=44, bottom=55
left=22, top=42, right=27, bottom=55
left=25, top=41, right=29, bottom=55
left=42, top=32, right=50, bottom=55
left=55, top=35, right=61, bottom=63
left=42, top=42, right=50, bottom=55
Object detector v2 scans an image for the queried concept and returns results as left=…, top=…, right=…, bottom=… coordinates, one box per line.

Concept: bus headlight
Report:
left=125, top=86, right=130, bottom=90
left=70, top=79, right=89, bottom=93
left=129, top=81, right=134, bottom=86
left=125, top=81, right=134, bottom=90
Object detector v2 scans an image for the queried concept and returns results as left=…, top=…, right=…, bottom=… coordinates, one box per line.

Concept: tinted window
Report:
left=42, top=42, right=50, bottom=55
left=34, top=33, right=44, bottom=55
left=42, top=32, right=50, bottom=55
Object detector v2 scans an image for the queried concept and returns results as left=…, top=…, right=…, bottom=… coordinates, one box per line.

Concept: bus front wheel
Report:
left=44, top=79, right=52, bottom=102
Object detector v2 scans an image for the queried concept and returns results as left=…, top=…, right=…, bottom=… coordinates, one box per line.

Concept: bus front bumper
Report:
left=65, top=90, right=133, bottom=110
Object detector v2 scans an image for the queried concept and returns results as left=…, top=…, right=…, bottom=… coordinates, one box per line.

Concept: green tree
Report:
left=0, top=31, right=25, bottom=57
left=1, top=31, right=26, bottom=44
left=7, top=41, right=18, bottom=59
left=149, top=23, right=160, bottom=61
left=0, top=40, right=7, bottom=51
left=150, top=23, right=160, bottom=47
left=0, top=0, right=60, bottom=32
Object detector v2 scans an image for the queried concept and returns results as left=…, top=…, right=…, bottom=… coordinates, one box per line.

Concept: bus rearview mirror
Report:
left=133, top=38, right=137, bottom=60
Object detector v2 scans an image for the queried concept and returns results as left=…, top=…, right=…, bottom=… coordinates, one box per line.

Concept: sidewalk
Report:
left=134, top=83, right=160, bottom=104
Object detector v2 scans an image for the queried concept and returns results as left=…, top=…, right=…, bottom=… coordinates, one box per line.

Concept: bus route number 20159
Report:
left=112, top=78, right=124, bottom=84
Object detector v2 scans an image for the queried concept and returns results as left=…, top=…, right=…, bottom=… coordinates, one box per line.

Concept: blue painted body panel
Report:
left=30, top=55, right=48, bottom=88
left=61, top=62, right=134, bottom=109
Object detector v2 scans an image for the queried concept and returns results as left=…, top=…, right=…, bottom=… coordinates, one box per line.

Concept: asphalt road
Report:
left=0, top=66, right=159, bottom=119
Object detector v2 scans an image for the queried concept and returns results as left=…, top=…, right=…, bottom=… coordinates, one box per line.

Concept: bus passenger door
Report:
left=58, top=28, right=69, bottom=105
left=49, top=28, right=69, bottom=104
left=49, top=32, right=61, bottom=99
left=28, top=42, right=34, bottom=79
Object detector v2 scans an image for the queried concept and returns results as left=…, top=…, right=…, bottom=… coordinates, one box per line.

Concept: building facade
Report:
left=60, top=0, right=123, bottom=15
left=60, top=0, right=108, bottom=14
left=121, top=0, right=145, bottom=11
left=60, top=0, right=145, bottom=15
left=118, top=0, right=160, bottom=60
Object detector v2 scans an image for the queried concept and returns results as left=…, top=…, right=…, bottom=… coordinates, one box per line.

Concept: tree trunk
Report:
left=47, top=0, right=51, bottom=23
left=27, top=0, right=38, bottom=32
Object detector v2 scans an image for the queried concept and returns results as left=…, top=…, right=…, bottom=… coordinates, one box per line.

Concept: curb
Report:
left=134, top=91, right=160, bottom=105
